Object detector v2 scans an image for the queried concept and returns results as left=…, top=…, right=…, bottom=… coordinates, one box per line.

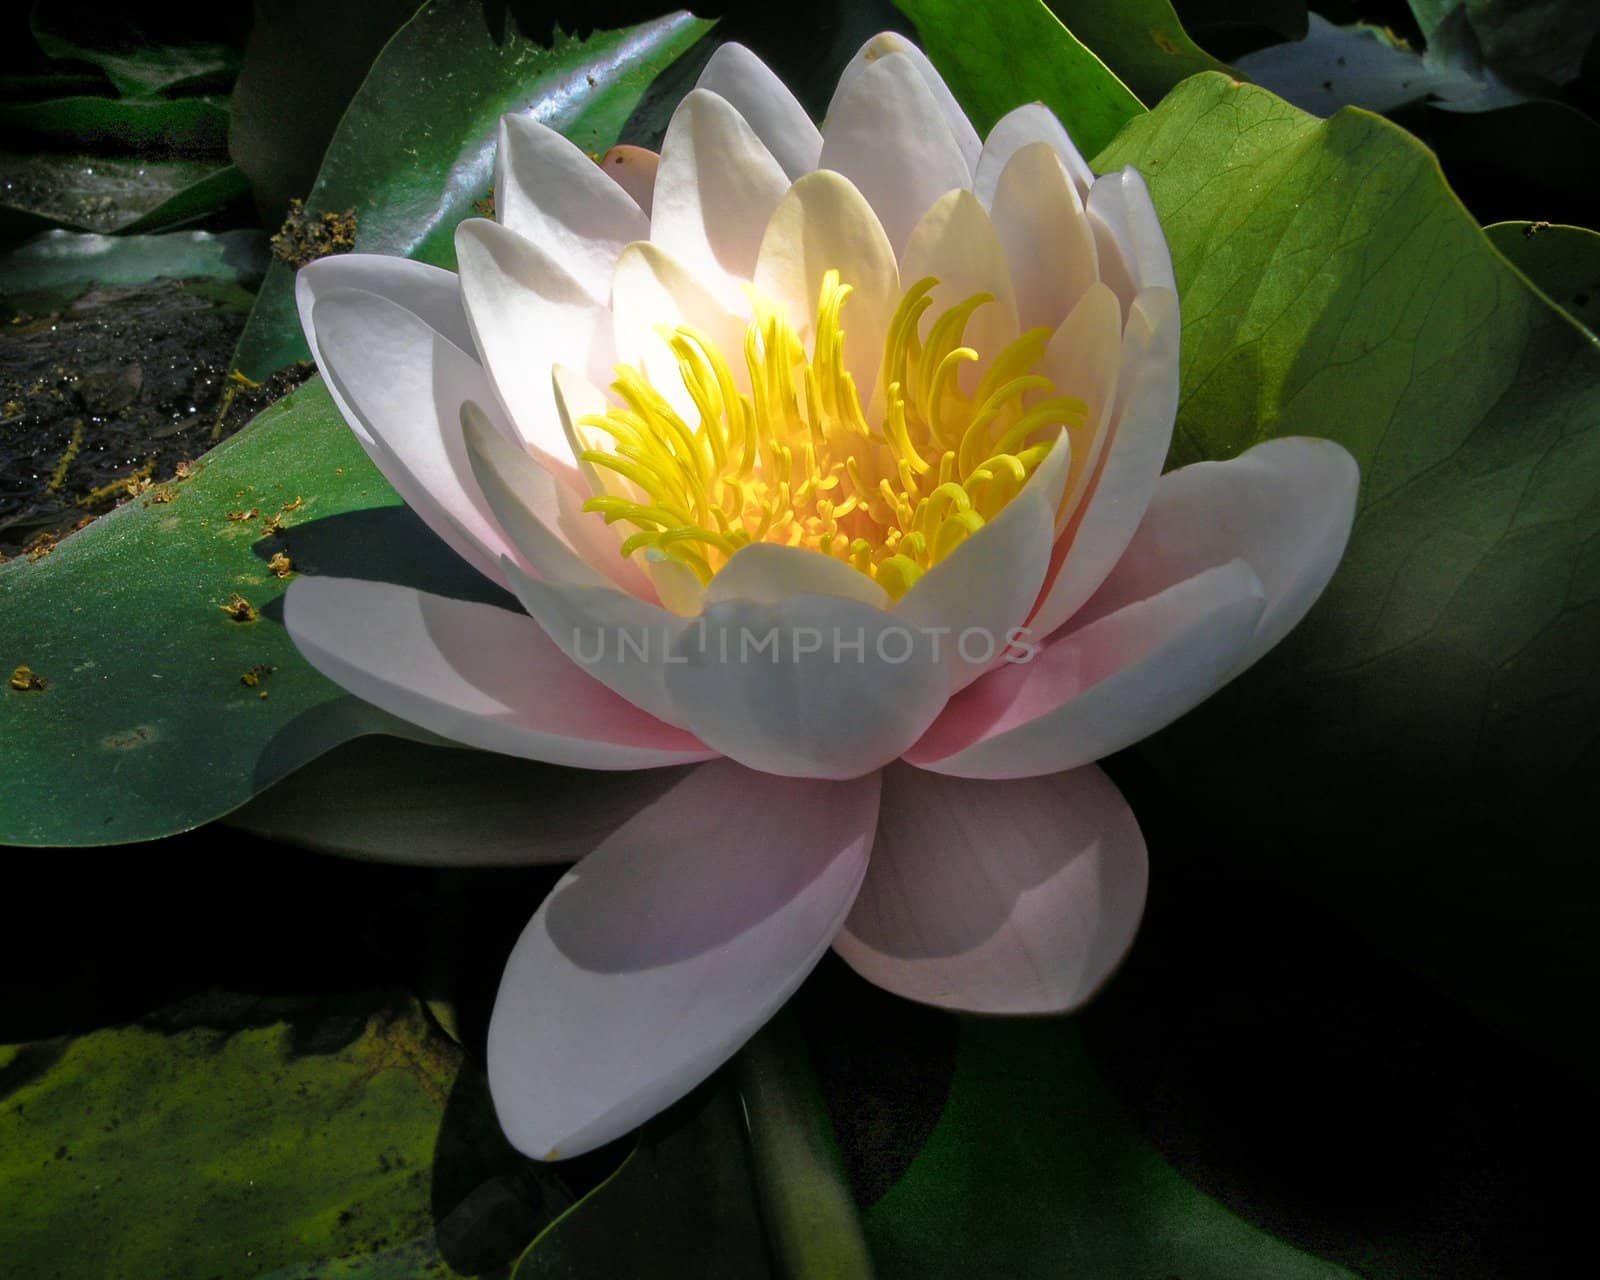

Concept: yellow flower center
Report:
left=577, top=271, right=1086, bottom=600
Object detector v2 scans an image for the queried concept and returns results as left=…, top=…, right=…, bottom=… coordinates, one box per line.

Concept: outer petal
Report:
left=1030, top=285, right=1180, bottom=638
left=1071, top=437, right=1360, bottom=668
left=973, top=102, right=1095, bottom=207
left=296, top=256, right=474, bottom=441
left=488, top=761, right=880, bottom=1159
left=695, top=42, right=822, bottom=181
left=308, top=288, right=532, bottom=585
left=817, top=51, right=970, bottom=255
left=495, top=114, right=648, bottom=301
left=662, top=594, right=951, bottom=779
left=283, top=576, right=713, bottom=770
left=830, top=32, right=981, bottom=174
left=651, top=87, right=791, bottom=309
left=895, top=429, right=1071, bottom=693
left=503, top=559, right=690, bottom=729
left=455, top=217, right=611, bottom=474
left=988, top=141, right=1099, bottom=334
left=598, top=144, right=658, bottom=215
left=1085, top=167, right=1176, bottom=309
left=752, top=170, right=899, bottom=399
left=833, top=763, right=1146, bottom=1012
left=906, top=560, right=1266, bottom=778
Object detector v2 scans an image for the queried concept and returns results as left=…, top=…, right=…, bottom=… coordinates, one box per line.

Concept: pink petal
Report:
left=905, top=560, right=1266, bottom=778
left=488, top=761, right=880, bottom=1159
left=834, top=763, right=1146, bottom=1012
left=284, top=576, right=714, bottom=770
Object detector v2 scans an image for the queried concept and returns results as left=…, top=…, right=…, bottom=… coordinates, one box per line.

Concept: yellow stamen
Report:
left=579, top=270, right=1086, bottom=599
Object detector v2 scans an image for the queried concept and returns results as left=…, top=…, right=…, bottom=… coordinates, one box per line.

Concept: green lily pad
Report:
left=0, top=376, right=495, bottom=847
left=0, top=95, right=230, bottom=156
left=30, top=5, right=240, bottom=99
left=0, top=988, right=543, bottom=1279
left=1484, top=220, right=1600, bottom=336
left=0, top=151, right=246, bottom=238
left=1095, top=75, right=1600, bottom=1055
left=0, top=228, right=267, bottom=306
left=891, top=0, right=1145, bottom=156
left=862, top=1019, right=1356, bottom=1279
left=230, top=5, right=716, bottom=381
left=1044, top=0, right=1234, bottom=105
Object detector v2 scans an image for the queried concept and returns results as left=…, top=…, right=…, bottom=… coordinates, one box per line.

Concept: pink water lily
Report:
left=283, top=33, right=1358, bottom=1159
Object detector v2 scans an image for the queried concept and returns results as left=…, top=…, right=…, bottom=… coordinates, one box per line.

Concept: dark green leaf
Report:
left=1485, top=219, right=1600, bottom=336
left=512, top=1081, right=774, bottom=1280
left=0, top=152, right=246, bottom=238
left=30, top=8, right=240, bottom=99
left=1096, top=75, right=1600, bottom=1056
left=231, top=4, right=715, bottom=380
left=1044, top=0, right=1233, bottom=105
left=861, top=1018, right=1356, bottom=1278
left=0, top=376, right=499, bottom=847
left=0, top=95, right=230, bottom=155
left=0, top=228, right=266, bottom=308
left=891, top=0, right=1144, bottom=156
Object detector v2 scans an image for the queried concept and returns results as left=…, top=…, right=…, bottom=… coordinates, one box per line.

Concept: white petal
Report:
left=974, top=102, right=1095, bottom=207
left=895, top=429, right=1071, bottom=693
left=1030, top=285, right=1180, bottom=638
left=495, top=114, right=648, bottom=301
left=283, top=576, right=713, bottom=770
left=834, top=763, right=1146, bottom=1012
left=1042, top=282, right=1123, bottom=535
left=461, top=401, right=653, bottom=598
left=1073, top=436, right=1360, bottom=668
left=818, top=51, right=970, bottom=255
left=455, top=217, right=612, bottom=473
left=651, top=88, right=791, bottom=308
left=662, top=594, right=950, bottom=779
left=308, top=288, right=530, bottom=585
left=598, top=144, right=658, bottom=216
left=296, top=256, right=473, bottom=442
left=752, top=170, right=899, bottom=399
left=1086, top=166, right=1176, bottom=308
left=706, top=543, right=889, bottom=610
left=488, top=761, right=879, bottom=1159
left=898, top=188, right=1019, bottom=384
left=610, top=240, right=751, bottom=423
left=695, top=42, right=822, bottom=181
left=988, top=141, right=1099, bottom=334
left=830, top=33, right=981, bottom=174
left=907, top=560, right=1266, bottom=779
left=502, top=557, right=690, bottom=729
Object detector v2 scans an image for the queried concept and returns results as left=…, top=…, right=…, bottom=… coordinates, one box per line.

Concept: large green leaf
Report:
left=230, top=3, right=715, bottom=380
left=0, top=377, right=498, bottom=847
left=1044, top=0, right=1233, bottom=105
left=0, top=95, right=230, bottom=155
left=0, top=228, right=266, bottom=305
left=861, top=1018, right=1356, bottom=1279
left=0, top=988, right=541, bottom=1279
left=1096, top=75, right=1600, bottom=1054
left=891, top=0, right=1144, bottom=155
left=1484, top=220, right=1600, bottom=336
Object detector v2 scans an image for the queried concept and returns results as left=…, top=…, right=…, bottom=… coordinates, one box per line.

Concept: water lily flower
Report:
left=284, top=33, right=1358, bottom=1160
